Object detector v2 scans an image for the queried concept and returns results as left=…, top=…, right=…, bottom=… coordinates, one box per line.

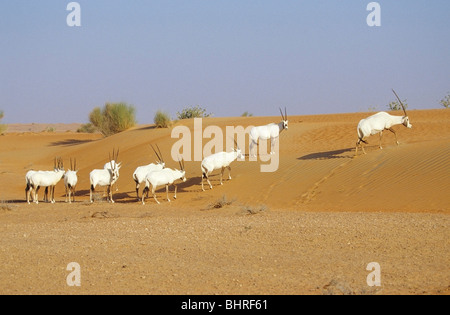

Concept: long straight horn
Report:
left=285, top=107, right=287, bottom=120
left=70, top=158, right=73, bottom=171
left=150, top=144, right=161, bottom=162
left=74, top=158, right=77, bottom=171
left=156, top=144, right=164, bottom=163
left=178, top=157, right=185, bottom=171
left=279, top=107, right=285, bottom=121
left=233, top=138, right=240, bottom=151
left=392, top=89, right=407, bottom=116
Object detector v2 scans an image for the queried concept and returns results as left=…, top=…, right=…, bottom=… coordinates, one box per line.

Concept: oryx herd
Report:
left=25, top=90, right=413, bottom=205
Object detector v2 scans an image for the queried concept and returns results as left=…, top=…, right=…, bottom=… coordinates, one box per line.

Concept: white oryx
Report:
left=201, top=140, right=244, bottom=191
left=249, top=107, right=288, bottom=157
left=133, top=144, right=165, bottom=200
left=141, top=159, right=186, bottom=205
left=103, top=148, right=122, bottom=192
left=90, top=150, right=121, bottom=203
left=64, top=158, right=78, bottom=203
left=26, top=158, right=65, bottom=204
left=356, top=90, right=412, bottom=156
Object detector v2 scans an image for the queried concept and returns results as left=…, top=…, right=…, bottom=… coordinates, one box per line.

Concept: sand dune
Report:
left=0, top=109, right=448, bottom=295
left=2, top=109, right=448, bottom=211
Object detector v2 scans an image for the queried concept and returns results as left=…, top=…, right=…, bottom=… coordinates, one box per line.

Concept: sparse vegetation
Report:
left=387, top=99, right=408, bottom=111
left=77, top=123, right=97, bottom=133
left=241, top=111, right=253, bottom=117
left=89, top=102, right=136, bottom=136
left=440, top=93, right=450, bottom=108
left=241, top=204, right=268, bottom=215
left=177, top=105, right=212, bottom=120
left=208, top=195, right=235, bottom=209
left=0, top=111, right=7, bottom=134
left=154, top=110, right=171, bottom=128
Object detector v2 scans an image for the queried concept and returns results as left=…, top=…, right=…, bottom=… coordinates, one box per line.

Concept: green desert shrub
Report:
left=387, top=99, right=408, bottom=111
left=440, top=93, right=450, bottom=108
left=154, top=110, right=171, bottom=128
left=176, top=105, right=212, bottom=120
left=77, top=123, right=97, bottom=133
left=0, top=111, right=7, bottom=134
left=89, top=102, right=136, bottom=136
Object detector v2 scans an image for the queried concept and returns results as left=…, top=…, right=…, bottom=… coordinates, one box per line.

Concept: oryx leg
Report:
left=108, top=186, right=115, bottom=203
left=152, top=185, right=160, bottom=204
left=388, top=127, right=399, bottom=145
left=51, top=186, right=56, bottom=203
left=90, top=185, right=94, bottom=203
left=26, top=184, right=32, bottom=204
left=379, top=131, right=383, bottom=149
left=220, top=167, right=225, bottom=185
left=141, top=186, right=148, bottom=205
left=227, top=166, right=232, bottom=180
left=135, top=181, right=140, bottom=200
left=173, top=184, right=177, bottom=199
left=34, top=186, right=41, bottom=204
left=166, top=184, right=170, bottom=202
left=202, top=171, right=212, bottom=191
left=270, top=137, right=277, bottom=154
left=249, top=140, right=256, bottom=158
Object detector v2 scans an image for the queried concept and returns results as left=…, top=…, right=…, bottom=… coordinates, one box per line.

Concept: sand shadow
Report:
left=49, top=139, right=95, bottom=147
left=298, top=148, right=354, bottom=161
left=136, top=125, right=157, bottom=131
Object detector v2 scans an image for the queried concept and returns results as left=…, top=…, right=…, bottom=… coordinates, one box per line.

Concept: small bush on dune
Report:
left=89, top=102, right=136, bottom=136
left=177, top=105, right=212, bottom=120
left=154, top=110, right=171, bottom=128
left=440, top=93, right=450, bottom=108
left=208, top=195, right=235, bottom=209
left=387, top=99, right=408, bottom=111
left=0, top=111, right=7, bottom=134
left=77, top=123, right=97, bottom=133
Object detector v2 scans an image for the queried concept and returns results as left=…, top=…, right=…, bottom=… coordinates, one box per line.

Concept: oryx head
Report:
left=109, top=149, right=121, bottom=181
left=54, top=157, right=65, bottom=172
left=151, top=144, right=165, bottom=168
left=392, top=89, right=412, bottom=129
left=279, top=107, right=288, bottom=130
left=232, top=138, right=245, bottom=160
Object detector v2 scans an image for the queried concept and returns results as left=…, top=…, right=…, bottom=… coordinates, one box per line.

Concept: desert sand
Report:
left=0, top=109, right=449, bottom=295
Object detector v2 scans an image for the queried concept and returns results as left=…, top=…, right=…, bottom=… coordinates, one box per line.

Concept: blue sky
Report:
left=1, top=0, right=449, bottom=124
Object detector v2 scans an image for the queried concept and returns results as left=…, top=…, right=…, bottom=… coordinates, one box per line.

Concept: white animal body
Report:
left=133, top=144, right=165, bottom=200
left=201, top=146, right=244, bottom=191
left=356, top=90, right=412, bottom=155
left=90, top=151, right=121, bottom=203
left=27, top=158, right=65, bottom=204
left=249, top=108, right=288, bottom=157
left=64, top=158, right=78, bottom=203
left=141, top=160, right=186, bottom=205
